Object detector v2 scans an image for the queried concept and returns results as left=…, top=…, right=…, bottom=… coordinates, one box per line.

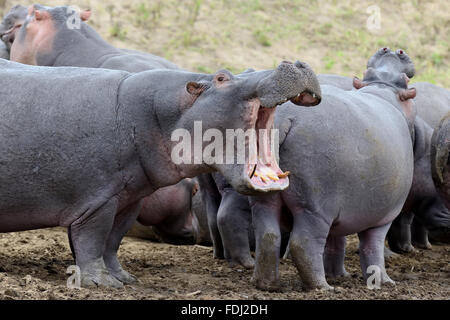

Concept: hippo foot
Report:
left=381, top=275, right=396, bottom=286
left=326, top=269, right=350, bottom=279
left=81, top=269, right=124, bottom=289
left=412, top=240, right=432, bottom=250
left=384, top=247, right=400, bottom=260
left=110, top=269, right=138, bottom=284
left=227, top=256, right=255, bottom=269
left=389, top=242, right=415, bottom=254
left=303, top=282, right=334, bottom=291
left=251, top=276, right=280, bottom=292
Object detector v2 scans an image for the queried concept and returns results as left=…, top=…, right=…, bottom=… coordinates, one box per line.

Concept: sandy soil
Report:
left=0, top=227, right=448, bottom=300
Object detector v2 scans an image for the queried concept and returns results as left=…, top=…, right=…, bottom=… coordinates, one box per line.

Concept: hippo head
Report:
left=10, top=4, right=92, bottom=65
left=169, top=61, right=321, bottom=194
left=366, top=47, right=415, bottom=78
left=430, top=113, right=450, bottom=242
left=0, top=5, right=28, bottom=51
left=353, top=48, right=417, bottom=131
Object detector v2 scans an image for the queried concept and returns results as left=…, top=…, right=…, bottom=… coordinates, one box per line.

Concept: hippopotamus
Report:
left=317, top=74, right=353, bottom=90
left=0, top=40, right=8, bottom=59
left=126, top=178, right=200, bottom=245
left=0, top=5, right=27, bottom=52
left=388, top=82, right=450, bottom=252
left=247, top=48, right=419, bottom=291
left=0, top=56, right=321, bottom=288
left=8, top=4, right=177, bottom=71
left=2, top=4, right=205, bottom=246
left=430, top=113, right=450, bottom=242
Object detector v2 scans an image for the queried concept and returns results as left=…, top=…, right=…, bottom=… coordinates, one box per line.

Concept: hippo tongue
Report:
left=246, top=106, right=289, bottom=190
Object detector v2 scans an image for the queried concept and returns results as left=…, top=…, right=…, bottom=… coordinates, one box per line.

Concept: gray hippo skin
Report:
left=317, top=74, right=353, bottom=90
left=9, top=4, right=177, bottom=71
left=0, top=41, right=8, bottom=59
left=127, top=178, right=200, bottom=245
left=0, top=5, right=27, bottom=52
left=3, top=4, right=203, bottom=245
left=388, top=82, right=450, bottom=251
left=430, top=113, right=450, bottom=242
left=248, top=48, right=418, bottom=291
left=0, top=57, right=321, bottom=288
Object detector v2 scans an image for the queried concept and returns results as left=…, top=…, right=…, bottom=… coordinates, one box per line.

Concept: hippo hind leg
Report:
left=358, top=222, right=395, bottom=286
left=324, top=235, right=350, bottom=279
left=411, top=218, right=432, bottom=249
left=217, top=191, right=254, bottom=269
left=69, top=197, right=123, bottom=288
left=103, top=201, right=143, bottom=284
left=387, top=211, right=415, bottom=253
left=289, top=209, right=333, bottom=290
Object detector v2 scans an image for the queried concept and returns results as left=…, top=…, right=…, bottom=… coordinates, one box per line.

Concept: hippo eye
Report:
left=217, top=76, right=225, bottom=82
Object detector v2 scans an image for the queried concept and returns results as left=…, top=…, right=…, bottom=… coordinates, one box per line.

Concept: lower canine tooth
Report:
left=278, top=171, right=290, bottom=178
left=267, top=173, right=279, bottom=181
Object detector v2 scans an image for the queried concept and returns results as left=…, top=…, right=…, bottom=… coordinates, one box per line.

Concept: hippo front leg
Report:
left=217, top=190, right=254, bottom=269
left=250, top=194, right=283, bottom=291
left=103, top=201, right=143, bottom=284
left=358, top=223, right=395, bottom=286
left=411, top=218, right=432, bottom=249
left=324, top=235, right=350, bottom=279
left=387, top=211, right=415, bottom=253
left=69, top=197, right=124, bottom=288
left=289, top=209, right=333, bottom=290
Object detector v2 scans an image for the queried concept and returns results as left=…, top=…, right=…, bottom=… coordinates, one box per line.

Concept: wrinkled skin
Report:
left=10, top=4, right=177, bottom=71
left=127, top=178, right=200, bottom=245
left=0, top=5, right=27, bottom=52
left=430, top=113, right=450, bottom=243
left=0, top=58, right=320, bottom=288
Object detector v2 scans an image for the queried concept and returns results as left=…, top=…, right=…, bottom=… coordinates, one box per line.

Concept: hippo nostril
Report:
left=294, top=60, right=307, bottom=69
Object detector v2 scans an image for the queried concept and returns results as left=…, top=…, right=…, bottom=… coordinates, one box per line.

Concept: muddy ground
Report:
left=0, top=227, right=448, bottom=300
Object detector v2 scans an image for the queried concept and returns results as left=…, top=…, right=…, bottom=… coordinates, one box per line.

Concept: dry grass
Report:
left=1, top=0, right=449, bottom=86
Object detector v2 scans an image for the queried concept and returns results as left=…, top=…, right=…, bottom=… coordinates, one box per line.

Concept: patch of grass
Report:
left=253, top=29, right=272, bottom=47
left=110, top=23, right=127, bottom=40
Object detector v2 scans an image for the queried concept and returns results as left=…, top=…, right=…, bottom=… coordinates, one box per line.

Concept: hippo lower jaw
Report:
left=243, top=100, right=290, bottom=193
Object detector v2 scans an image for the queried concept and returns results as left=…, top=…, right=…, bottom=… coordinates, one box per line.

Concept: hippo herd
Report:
left=0, top=4, right=448, bottom=292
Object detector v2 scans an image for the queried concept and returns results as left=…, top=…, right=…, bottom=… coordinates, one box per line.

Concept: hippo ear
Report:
left=34, top=10, right=50, bottom=21
left=186, top=82, right=207, bottom=96
left=80, top=10, right=91, bottom=22
left=398, top=88, right=417, bottom=101
left=353, top=77, right=367, bottom=90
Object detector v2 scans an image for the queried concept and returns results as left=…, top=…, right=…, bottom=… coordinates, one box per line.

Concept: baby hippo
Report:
left=127, top=179, right=200, bottom=245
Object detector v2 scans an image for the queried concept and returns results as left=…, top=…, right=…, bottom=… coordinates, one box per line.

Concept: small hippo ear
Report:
left=399, top=88, right=417, bottom=101
left=353, top=77, right=367, bottom=90
left=186, top=82, right=207, bottom=96
left=34, top=10, right=50, bottom=21
left=80, top=10, right=91, bottom=22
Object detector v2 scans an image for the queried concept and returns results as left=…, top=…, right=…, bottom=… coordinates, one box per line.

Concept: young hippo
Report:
left=127, top=178, right=200, bottom=245
left=0, top=58, right=321, bottom=288
left=10, top=4, right=177, bottom=71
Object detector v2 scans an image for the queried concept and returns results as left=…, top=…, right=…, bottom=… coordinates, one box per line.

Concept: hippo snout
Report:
left=257, top=60, right=322, bottom=108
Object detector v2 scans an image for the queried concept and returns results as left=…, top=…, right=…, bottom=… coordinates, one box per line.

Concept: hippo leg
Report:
left=197, top=174, right=224, bottom=259
left=324, top=235, right=350, bottom=278
left=358, top=223, right=395, bottom=286
left=103, top=201, right=143, bottom=284
left=217, top=190, right=254, bottom=269
left=411, top=218, right=432, bottom=249
left=250, top=194, right=282, bottom=291
left=69, top=197, right=123, bottom=288
left=289, top=209, right=333, bottom=290
left=387, top=211, right=415, bottom=253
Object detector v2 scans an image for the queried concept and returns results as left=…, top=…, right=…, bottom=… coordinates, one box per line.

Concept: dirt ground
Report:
left=0, top=227, right=448, bottom=300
